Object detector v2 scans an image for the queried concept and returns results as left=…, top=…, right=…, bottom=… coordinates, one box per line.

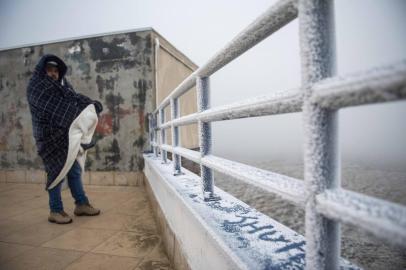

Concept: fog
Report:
left=1, top=0, right=405, bottom=170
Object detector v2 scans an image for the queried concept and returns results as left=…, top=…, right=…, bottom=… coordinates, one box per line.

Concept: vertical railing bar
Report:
left=159, top=108, right=167, bottom=163
left=148, top=114, right=153, bottom=153
left=171, top=98, right=183, bottom=175
left=154, top=112, right=159, bottom=158
left=196, top=76, right=220, bottom=201
left=299, top=1, right=340, bottom=270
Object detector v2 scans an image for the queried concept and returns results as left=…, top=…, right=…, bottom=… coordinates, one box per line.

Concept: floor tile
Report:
left=0, top=246, right=84, bottom=270
left=0, top=183, right=15, bottom=192
left=0, top=242, right=34, bottom=264
left=135, top=260, right=173, bottom=270
left=92, top=231, right=161, bottom=258
left=0, top=220, right=74, bottom=246
left=0, top=182, right=171, bottom=268
left=9, top=207, right=50, bottom=224
left=110, top=195, right=150, bottom=216
left=79, top=211, right=157, bottom=234
left=129, top=209, right=159, bottom=234
left=136, top=243, right=173, bottom=270
left=18, top=195, right=49, bottom=209
left=79, top=212, right=131, bottom=231
left=0, top=218, right=35, bottom=238
left=0, top=188, right=44, bottom=207
left=41, top=228, right=118, bottom=252
left=65, top=253, right=141, bottom=270
left=0, top=203, right=34, bottom=220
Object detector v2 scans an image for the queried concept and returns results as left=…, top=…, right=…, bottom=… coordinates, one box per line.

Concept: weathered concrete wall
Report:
left=0, top=30, right=155, bottom=173
left=0, top=29, right=198, bottom=178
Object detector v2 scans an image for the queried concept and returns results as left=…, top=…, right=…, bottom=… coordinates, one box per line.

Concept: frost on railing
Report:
left=147, top=0, right=406, bottom=269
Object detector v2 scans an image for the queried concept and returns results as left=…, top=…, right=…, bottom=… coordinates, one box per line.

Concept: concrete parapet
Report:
left=145, top=171, right=190, bottom=270
left=143, top=154, right=359, bottom=270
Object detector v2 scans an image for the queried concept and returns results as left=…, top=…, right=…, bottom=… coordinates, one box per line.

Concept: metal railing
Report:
left=147, top=0, right=406, bottom=269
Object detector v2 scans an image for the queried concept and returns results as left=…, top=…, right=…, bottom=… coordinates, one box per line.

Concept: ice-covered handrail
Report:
left=159, top=89, right=302, bottom=129
left=161, top=144, right=201, bottom=164
left=312, top=60, right=406, bottom=109
left=153, top=0, right=299, bottom=114
left=316, top=189, right=406, bottom=248
left=159, top=60, right=406, bottom=129
left=159, top=143, right=306, bottom=205
left=202, top=155, right=306, bottom=205
left=147, top=0, right=406, bottom=269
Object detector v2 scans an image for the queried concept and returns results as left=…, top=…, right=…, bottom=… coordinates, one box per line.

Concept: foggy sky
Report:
left=1, top=0, right=405, bottom=170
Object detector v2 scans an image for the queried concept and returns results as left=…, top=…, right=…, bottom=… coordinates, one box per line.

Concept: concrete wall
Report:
left=0, top=28, right=198, bottom=184
left=0, top=30, right=154, bottom=173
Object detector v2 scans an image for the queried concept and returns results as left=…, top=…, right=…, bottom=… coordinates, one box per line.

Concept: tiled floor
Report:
left=0, top=182, right=173, bottom=270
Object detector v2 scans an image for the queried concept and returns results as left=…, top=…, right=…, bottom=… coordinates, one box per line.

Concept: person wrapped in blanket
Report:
left=27, top=54, right=103, bottom=224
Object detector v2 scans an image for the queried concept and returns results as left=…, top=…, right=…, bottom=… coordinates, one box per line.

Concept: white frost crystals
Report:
left=316, top=189, right=406, bottom=248
left=312, top=60, right=406, bottom=109
left=146, top=0, right=406, bottom=269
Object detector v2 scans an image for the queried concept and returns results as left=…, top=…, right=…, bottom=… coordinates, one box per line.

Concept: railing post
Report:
left=148, top=114, right=153, bottom=153
left=159, top=108, right=167, bottom=163
left=299, top=0, right=340, bottom=270
left=196, top=77, right=220, bottom=201
left=153, top=112, right=159, bottom=158
left=171, top=98, right=183, bottom=175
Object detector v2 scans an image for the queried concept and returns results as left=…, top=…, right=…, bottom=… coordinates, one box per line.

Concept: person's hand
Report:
left=93, top=101, right=103, bottom=115
left=81, top=140, right=96, bottom=151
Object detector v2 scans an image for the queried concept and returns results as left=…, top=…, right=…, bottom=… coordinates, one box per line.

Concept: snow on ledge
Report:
left=143, top=154, right=360, bottom=270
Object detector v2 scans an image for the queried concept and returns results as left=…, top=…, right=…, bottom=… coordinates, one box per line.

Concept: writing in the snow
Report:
left=222, top=214, right=305, bottom=267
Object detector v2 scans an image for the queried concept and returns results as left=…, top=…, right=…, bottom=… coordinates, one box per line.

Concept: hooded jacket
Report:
left=27, top=54, right=102, bottom=190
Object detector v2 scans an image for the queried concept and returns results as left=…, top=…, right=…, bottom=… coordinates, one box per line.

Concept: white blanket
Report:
left=47, top=104, right=98, bottom=190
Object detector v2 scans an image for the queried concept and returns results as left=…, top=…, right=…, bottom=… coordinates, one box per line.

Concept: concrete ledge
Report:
left=145, top=170, right=190, bottom=270
left=143, top=154, right=360, bottom=270
left=0, top=170, right=144, bottom=187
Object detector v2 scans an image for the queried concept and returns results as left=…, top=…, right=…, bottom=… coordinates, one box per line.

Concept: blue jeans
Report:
left=48, top=161, right=89, bottom=212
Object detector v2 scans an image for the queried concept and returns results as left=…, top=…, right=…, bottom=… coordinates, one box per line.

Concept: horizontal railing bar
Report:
left=156, top=60, right=406, bottom=127
left=312, top=60, right=406, bottom=109
left=199, top=89, right=302, bottom=122
left=154, top=0, right=298, bottom=114
left=159, top=113, right=198, bottom=130
left=202, top=155, right=306, bottom=205
left=161, top=144, right=201, bottom=163
left=173, top=146, right=201, bottom=164
left=156, top=73, right=197, bottom=113
left=155, top=144, right=306, bottom=204
left=171, top=112, right=199, bottom=127
left=316, top=189, right=406, bottom=248
left=158, top=89, right=303, bottom=129
left=160, top=122, right=171, bottom=130
left=197, top=0, right=298, bottom=78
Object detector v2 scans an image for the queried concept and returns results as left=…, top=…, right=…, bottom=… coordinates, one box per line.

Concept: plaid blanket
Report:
left=27, top=54, right=102, bottom=190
